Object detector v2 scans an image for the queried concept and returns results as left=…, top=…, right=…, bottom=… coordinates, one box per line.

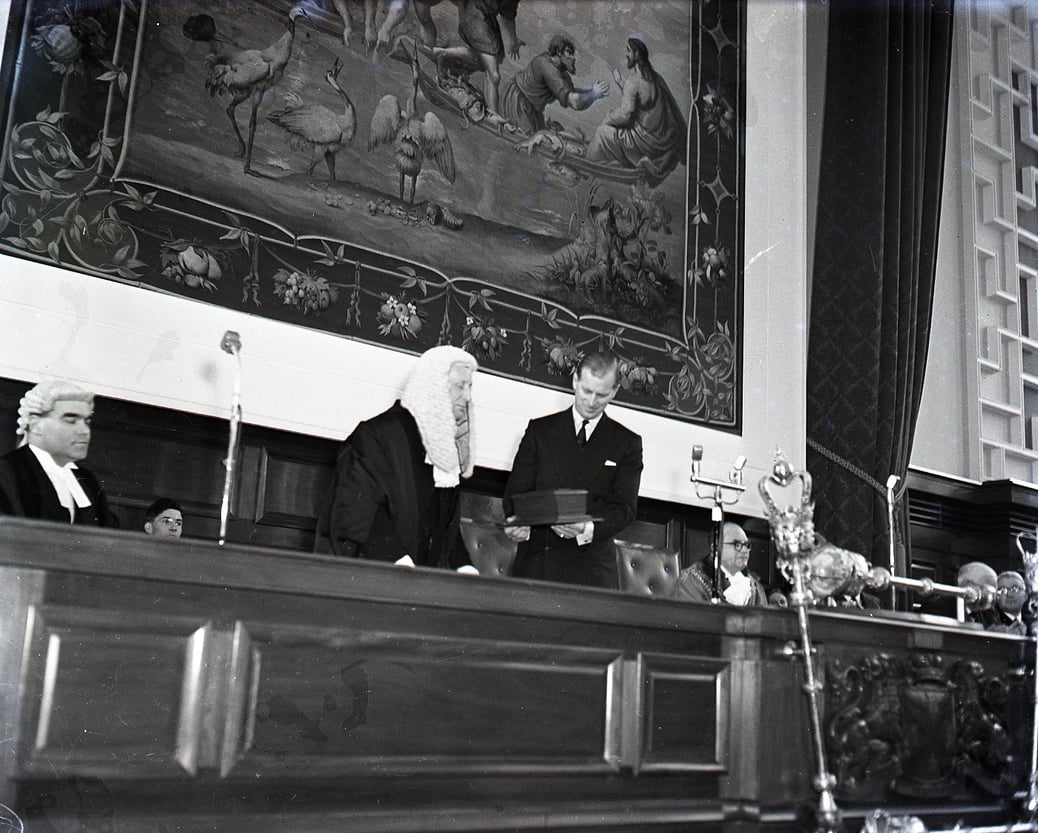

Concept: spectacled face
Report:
left=146, top=509, right=183, bottom=539
left=996, top=578, right=1027, bottom=615
left=572, top=368, right=619, bottom=421
left=27, top=400, right=93, bottom=466
left=720, top=530, right=751, bottom=573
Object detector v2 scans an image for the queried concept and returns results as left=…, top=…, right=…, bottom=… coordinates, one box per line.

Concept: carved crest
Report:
left=826, top=652, right=1026, bottom=801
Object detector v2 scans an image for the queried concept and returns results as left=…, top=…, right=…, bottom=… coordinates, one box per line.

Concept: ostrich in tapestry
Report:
left=268, top=58, right=357, bottom=180
left=192, top=2, right=315, bottom=175
left=0, top=0, right=743, bottom=427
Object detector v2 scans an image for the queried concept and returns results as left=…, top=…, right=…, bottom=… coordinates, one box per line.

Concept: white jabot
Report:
left=28, top=445, right=92, bottom=522
left=722, top=567, right=752, bottom=606
left=571, top=407, right=604, bottom=440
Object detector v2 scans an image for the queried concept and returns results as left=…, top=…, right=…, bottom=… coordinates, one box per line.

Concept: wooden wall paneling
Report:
left=17, top=604, right=213, bottom=779
left=11, top=376, right=1038, bottom=590
left=251, top=444, right=337, bottom=529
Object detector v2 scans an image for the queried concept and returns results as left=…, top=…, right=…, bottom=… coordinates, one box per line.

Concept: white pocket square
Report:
left=605, top=459, right=617, bottom=467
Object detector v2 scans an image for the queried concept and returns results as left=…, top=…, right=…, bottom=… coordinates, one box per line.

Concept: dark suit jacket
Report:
left=503, top=408, right=643, bottom=589
left=0, top=445, right=115, bottom=527
left=314, top=402, right=472, bottom=569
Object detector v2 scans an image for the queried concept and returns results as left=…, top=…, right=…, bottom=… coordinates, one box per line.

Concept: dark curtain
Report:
left=806, top=0, right=955, bottom=573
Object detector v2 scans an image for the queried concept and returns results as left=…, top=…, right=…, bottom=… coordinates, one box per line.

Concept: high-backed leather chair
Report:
left=459, top=493, right=518, bottom=577
left=615, top=540, right=680, bottom=597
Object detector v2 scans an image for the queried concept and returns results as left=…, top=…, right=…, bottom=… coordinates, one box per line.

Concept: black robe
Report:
left=314, top=402, right=471, bottom=569
left=0, top=445, right=115, bottom=527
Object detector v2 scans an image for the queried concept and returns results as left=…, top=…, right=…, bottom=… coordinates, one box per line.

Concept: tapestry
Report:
left=0, top=0, right=743, bottom=427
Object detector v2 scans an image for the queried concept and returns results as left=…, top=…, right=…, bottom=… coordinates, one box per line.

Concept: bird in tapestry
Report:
left=368, top=44, right=455, bottom=207
left=203, top=2, right=313, bottom=176
left=267, top=58, right=357, bottom=180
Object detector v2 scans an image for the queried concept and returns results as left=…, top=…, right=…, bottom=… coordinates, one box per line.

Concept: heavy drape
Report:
left=806, top=0, right=955, bottom=572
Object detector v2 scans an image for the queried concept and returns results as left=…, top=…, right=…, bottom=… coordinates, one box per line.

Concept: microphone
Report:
left=218, top=331, right=243, bottom=545
left=691, top=445, right=703, bottom=479
left=884, top=474, right=901, bottom=608
left=730, top=454, right=747, bottom=487
left=221, top=330, right=241, bottom=355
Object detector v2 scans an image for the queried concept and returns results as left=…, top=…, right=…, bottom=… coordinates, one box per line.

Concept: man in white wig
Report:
left=315, top=346, right=479, bottom=572
left=0, top=379, right=115, bottom=526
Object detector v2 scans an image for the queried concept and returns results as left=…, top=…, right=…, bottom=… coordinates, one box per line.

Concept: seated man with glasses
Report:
left=989, top=570, right=1029, bottom=635
left=675, top=521, right=766, bottom=606
left=143, top=497, right=184, bottom=539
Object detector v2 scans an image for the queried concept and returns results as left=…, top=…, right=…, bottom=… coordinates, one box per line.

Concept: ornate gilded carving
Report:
left=826, top=651, right=1026, bottom=801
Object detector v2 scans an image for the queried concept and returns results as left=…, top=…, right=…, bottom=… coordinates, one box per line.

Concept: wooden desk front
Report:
left=0, top=519, right=1029, bottom=832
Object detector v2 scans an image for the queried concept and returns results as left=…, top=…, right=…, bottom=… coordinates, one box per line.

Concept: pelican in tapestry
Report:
left=368, top=45, right=456, bottom=207
left=268, top=59, right=357, bottom=180
left=203, top=2, right=313, bottom=176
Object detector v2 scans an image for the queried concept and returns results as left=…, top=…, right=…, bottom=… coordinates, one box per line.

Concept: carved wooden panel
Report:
left=635, top=652, right=729, bottom=774
left=18, top=605, right=212, bottom=779
left=824, top=650, right=1030, bottom=803
left=0, top=521, right=1032, bottom=833
left=222, top=621, right=627, bottom=777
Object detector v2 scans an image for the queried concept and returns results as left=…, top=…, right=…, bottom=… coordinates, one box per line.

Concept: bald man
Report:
left=675, top=521, right=766, bottom=606
left=957, top=561, right=999, bottom=628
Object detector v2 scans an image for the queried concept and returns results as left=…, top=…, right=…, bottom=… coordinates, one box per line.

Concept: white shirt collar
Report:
left=571, top=407, right=604, bottom=439
left=28, top=445, right=92, bottom=520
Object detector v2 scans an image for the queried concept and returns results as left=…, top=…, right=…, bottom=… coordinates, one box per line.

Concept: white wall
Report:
left=911, top=40, right=972, bottom=480
left=0, top=1, right=808, bottom=517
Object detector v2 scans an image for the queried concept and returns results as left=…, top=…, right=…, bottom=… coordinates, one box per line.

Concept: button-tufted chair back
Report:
left=615, top=540, right=680, bottom=597
left=459, top=493, right=518, bottom=577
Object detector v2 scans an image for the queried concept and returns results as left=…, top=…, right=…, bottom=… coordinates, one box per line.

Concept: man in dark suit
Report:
left=0, top=380, right=115, bottom=526
left=503, top=351, right=643, bottom=589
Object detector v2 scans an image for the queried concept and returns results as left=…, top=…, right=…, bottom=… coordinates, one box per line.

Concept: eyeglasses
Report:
left=157, top=517, right=183, bottom=529
left=725, top=540, right=751, bottom=552
left=996, top=586, right=1026, bottom=596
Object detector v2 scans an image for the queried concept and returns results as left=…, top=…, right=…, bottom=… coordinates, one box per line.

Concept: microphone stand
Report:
left=690, top=446, right=747, bottom=603
left=885, top=474, right=900, bottom=610
left=218, top=331, right=242, bottom=546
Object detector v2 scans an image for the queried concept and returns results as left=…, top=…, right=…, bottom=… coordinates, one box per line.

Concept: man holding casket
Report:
left=503, top=351, right=643, bottom=589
